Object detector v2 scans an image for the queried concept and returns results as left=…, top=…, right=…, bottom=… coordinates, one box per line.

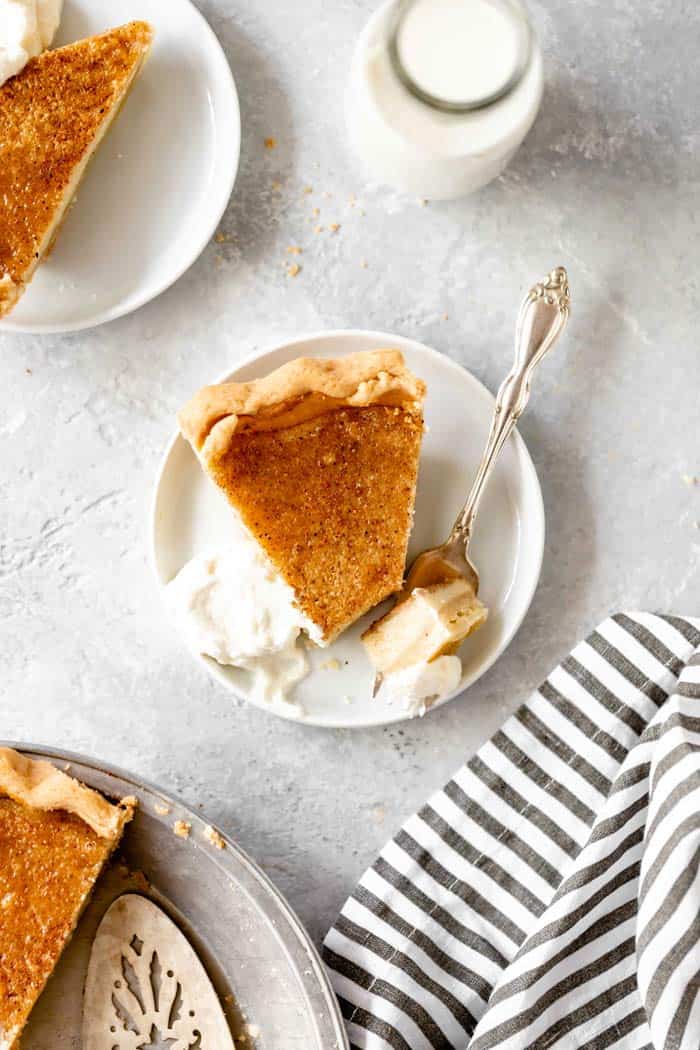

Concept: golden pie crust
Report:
left=0, top=748, right=135, bottom=1049
left=179, top=349, right=426, bottom=455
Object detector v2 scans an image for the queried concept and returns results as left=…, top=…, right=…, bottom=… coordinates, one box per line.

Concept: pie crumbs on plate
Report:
left=204, top=825, right=226, bottom=850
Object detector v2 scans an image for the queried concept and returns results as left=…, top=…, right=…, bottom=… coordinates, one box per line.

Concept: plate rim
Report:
left=0, top=0, right=241, bottom=335
left=1, top=739, right=349, bottom=1050
left=150, top=328, right=546, bottom=729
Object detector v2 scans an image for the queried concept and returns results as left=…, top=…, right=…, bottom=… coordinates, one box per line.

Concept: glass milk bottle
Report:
left=346, top=0, right=544, bottom=199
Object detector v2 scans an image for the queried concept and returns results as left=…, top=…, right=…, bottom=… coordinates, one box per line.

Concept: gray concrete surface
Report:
left=1, top=0, right=699, bottom=945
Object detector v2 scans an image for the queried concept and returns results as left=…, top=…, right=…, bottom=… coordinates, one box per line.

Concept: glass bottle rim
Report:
left=388, top=0, right=534, bottom=114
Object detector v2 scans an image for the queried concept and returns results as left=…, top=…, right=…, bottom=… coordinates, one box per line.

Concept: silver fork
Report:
left=371, top=266, right=571, bottom=695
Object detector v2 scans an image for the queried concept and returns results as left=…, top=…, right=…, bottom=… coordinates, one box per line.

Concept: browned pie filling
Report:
left=0, top=748, right=134, bottom=1047
left=179, top=350, right=427, bottom=642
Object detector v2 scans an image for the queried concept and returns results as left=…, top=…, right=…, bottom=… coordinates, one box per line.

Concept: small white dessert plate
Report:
left=152, top=331, right=545, bottom=729
left=0, top=0, right=240, bottom=334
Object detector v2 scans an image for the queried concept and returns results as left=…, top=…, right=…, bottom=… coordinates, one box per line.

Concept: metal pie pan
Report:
left=4, top=742, right=348, bottom=1050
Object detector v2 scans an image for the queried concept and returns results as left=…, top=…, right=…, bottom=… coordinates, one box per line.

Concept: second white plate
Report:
left=152, top=331, right=545, bottom=728
left=0, top=0, right=240, bottom=333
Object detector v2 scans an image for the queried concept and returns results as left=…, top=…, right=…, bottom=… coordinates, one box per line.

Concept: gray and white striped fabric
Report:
left=323, top=613, right=700, bottom=1050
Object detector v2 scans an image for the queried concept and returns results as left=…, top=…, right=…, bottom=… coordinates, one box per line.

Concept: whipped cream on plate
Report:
left=167, top=530, right=322, bottom=712
left=374, top=653, right=463, bottom=718
left=0, top=0, right=63, bottom=86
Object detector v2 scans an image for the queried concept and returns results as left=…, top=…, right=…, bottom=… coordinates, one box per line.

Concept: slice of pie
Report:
left=0, top=747, right=135, bottom=1049
left=363, top=577, right=489, bottom=678
left=0, top=20, right=154, bottom=318
left=179, top=350, right=427, bottom=644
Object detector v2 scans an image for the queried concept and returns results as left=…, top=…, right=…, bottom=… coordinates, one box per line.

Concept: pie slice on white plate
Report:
left=0, top=21, right=153, bottom=318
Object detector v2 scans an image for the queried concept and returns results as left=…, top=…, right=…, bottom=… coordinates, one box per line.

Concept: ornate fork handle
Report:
left=449, top=267, right=570, bottom=548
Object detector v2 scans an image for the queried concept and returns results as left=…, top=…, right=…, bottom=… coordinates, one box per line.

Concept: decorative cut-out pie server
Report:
left=83, top=894, right=235, bottom=1050
left=368, top=266, right=571, bottom=696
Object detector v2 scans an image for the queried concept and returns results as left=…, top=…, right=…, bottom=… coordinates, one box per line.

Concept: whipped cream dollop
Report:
left=0, top=0, right=63, bottom=86
left=375, top=654, right=462, bottom=718
left=167, top=533, right=321, bottom=712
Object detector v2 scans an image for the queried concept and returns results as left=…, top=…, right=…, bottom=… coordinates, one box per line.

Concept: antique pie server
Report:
left=83, top=894, right=235, bottom=1049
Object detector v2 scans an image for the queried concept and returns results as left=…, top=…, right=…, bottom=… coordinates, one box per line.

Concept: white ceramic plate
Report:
left=152, top=331, right=545, bottom=728
left=7, top=743, right=347, bottom=1050
left=0, top=0, right=240, bottom=334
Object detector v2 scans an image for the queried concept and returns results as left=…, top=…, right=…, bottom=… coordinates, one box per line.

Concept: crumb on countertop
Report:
left=286, top=263, right=301, bottom=277
left=173, top=820, right=191, bottom=840
left=154, top=803, right=171, bottom=816
left=372, top=805, right=386, bottom=825
left=286, top=245, right=302, bottom=255
left=204, top=825, right=226, bottom=850
left=314, top=224, right=324, bottom=233
left=264, top=136, right=277, bottom=149
left=320, top=658, right=341, bottom=671
left=303, top=185, right=313, bottom=194
left=329, top=222, right=341, bottom=233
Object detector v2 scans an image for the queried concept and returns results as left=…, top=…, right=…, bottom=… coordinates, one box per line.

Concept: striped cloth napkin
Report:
left=323, top=613, right=700, bottom=1050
